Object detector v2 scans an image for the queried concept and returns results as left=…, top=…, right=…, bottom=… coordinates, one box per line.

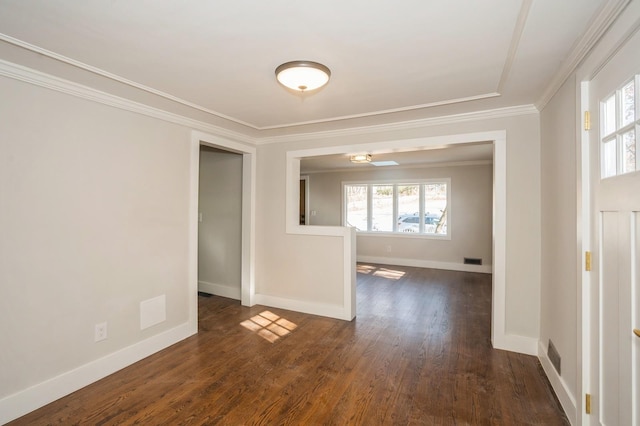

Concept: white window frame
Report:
left=342, top=178, right=451, bottom=240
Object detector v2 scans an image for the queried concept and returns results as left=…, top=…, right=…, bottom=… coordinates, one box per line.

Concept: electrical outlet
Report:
left=386, top=245, right=392, bottom=253
left=95, top=322, right=107, bottom=342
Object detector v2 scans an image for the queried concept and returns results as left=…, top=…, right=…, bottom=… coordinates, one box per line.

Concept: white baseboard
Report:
left=253, top=294, right=352, bottom=321
left=356, top=256, right=492, bottom=274
left=492, top=333, right=538, bottom=356
left=538, top=341, right=577, bottom=425
left=0, top=322, right=196, bottom=425
left=198, top=280, right=241, bottom=300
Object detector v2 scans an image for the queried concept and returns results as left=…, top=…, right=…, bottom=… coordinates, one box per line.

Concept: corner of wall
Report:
left=538, top=341, right=577, bottom=425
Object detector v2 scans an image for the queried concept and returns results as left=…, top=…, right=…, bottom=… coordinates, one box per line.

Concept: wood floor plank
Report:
left=8, top=264, right=568, bottom=425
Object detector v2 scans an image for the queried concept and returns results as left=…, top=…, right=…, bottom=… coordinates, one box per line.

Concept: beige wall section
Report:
left=256, top=146, right=347, bottom=307
left=256, top=112, right=541, bottom=340
left=540, top=75, right=578, bottom=402
left=305, top=165, right=493, bottom=270
left=0, top=76, right=192, bottom=399
left=198, top=147, right=242, bottom=299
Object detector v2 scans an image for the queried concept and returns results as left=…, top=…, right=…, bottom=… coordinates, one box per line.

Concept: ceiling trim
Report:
left=1, top=57, right=539, bottom=146
left=497, top=0, right=533, bottom=93
left=1, top=32, right=507, bottom=131
left=258, top=104, right=539, bottom=145
left=0, top=59, right=259, bottom=146
left=535, top=0, right=632, bottom=110
left=258, top=92, right=502, bottom=130
left=0, top=2, right=622, bottom=130
left=0, top=33, right=260, bottom=130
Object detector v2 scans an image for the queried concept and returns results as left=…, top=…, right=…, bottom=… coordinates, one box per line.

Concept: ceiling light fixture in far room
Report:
left=275, top=61, right=331, bottom=92
left=350, top=154, right=372, bottom=164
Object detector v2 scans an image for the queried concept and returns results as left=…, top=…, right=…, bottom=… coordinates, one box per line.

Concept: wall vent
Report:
left=140, top=295, right=166, bottom=330
left=463, top=257, right=482, bottom=265
left=548, top=339, right=561, bottom=375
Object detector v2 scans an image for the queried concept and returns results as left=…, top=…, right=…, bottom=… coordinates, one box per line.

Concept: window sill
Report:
left=353, top=230, right=451, bottom=241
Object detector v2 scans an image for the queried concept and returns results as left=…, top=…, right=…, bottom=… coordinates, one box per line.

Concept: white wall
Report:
left=198, top=147, right=243, bottom=299
left=305, top=164, right=493, bottom=271
left=256, top=111, right=541, bottom=341
left=0, top=75, right=195, bottom=420
left=540, top=74, right=578, bottom=405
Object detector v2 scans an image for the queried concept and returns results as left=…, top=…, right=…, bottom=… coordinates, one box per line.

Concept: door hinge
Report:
left=584, top=111, right=591, bottom=131
left=585, top=251, right=592, bottom=271
left=585, top=393, right=592, bottom=414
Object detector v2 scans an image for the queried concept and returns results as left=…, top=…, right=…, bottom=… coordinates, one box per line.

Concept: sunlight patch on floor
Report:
left=357, top=264, right=376, bottom=274
left=357, top=263, right=405, bottom=280
left=240, top=311, right=298, bottom=343
left=373, top=268, right=405, bottom=280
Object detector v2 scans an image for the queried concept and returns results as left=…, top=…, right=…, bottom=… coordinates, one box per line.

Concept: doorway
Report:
left=198, top=146, right=243, bottom=299
left=300, top=176, right=309, bottom=225
left=188, top=131, right=256, bottom=333
left=284, top=130, right=512, bottom=348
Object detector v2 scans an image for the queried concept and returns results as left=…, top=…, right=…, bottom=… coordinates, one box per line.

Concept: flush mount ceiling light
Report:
left=350, top=154, right=372, bottom=164
left=275, top=61, right=331, bottom=92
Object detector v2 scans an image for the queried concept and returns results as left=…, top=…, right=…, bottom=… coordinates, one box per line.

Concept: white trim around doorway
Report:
left=283, top=130, right=532, bottom=353
left=189, top=130, right=257, bottom=322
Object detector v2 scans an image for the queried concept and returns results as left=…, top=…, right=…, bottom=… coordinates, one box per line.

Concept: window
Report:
left=600, top=75, right=639, bottom=178
left=343, top=180, right=449, bottom=236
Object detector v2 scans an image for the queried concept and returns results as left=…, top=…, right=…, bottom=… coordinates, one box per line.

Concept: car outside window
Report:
left=343, top=180, right=449, bottom=236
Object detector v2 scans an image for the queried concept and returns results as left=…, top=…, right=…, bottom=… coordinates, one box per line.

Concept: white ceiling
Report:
left=0, top=0, right=608, bottom=136
left=300, top=142, right=494, bottom=173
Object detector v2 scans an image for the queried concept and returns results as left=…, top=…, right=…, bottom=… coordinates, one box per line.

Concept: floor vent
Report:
left=548, top=340, right=561, bottom=375
left=463, top=257, right=482, bottom=265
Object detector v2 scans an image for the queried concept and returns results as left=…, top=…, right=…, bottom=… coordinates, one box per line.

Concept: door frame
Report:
left=188, top=130, right=256, bottom=330
left=286, top=130, right=516, bottom=351
left=300, top=175, right=310, bottom=225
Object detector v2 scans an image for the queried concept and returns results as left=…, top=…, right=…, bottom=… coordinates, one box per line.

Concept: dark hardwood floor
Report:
left=9, top=264, right=568, bottom=425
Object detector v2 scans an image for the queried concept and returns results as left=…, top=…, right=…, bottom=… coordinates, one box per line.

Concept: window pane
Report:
left=397, top=184, right=419, bottom=217
left=397, top=185, right=420, bottom=233
left=345, top=185, right=368, bottom=230
left=602, top=95, right=616, bottom=136
left=372, top=185, right=393, bottom=232
left=602, top=139, right=617, bottom=178
left=622, top=130, right=636, bottom=174
left=621, top=81, right=635, bottom=127
left=424, top=183, right=447, bottom=234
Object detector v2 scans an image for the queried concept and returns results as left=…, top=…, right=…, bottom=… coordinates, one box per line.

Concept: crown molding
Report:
left=2, top=0, right=615, bottom=133
left=0, top=33, right=499, bottom=132
left=497, top=0, right=533, bottom=93
left=258, top=92, right=502, bottom=130
left=535, top=0, right=631, bottom=110
left=0, top=58, right=538, bottom=146
left=258, top=104, right=539, bottom=145
left=0, top=59, right=259, bottom=146
left=0, top=33, right=261, bottom=130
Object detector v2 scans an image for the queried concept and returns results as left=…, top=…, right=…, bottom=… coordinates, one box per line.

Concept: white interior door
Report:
left=588, top=28, right=640, bottom=426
